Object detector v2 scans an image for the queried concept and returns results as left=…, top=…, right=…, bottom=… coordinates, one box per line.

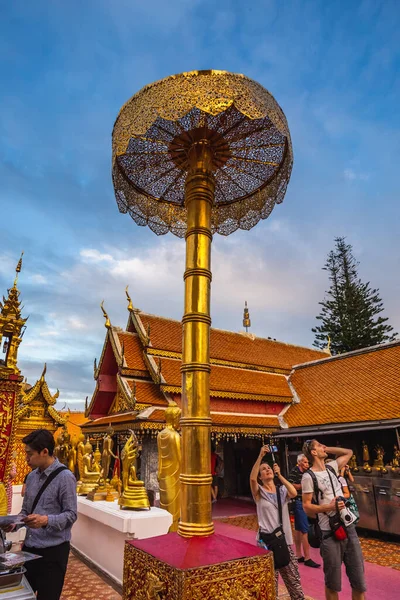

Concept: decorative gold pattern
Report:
left=161, top=385, right=289, bottom=403
left=123, top=543, right=276, bottom=600
left=112, top=70, right=292, bottom=237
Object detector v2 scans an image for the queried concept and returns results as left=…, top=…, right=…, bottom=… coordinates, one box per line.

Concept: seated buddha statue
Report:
left=119, top=431, right=150, bottom=510
left=157, top=402, right=181, bottom=531
left=77, top=439, right=101, bottom=495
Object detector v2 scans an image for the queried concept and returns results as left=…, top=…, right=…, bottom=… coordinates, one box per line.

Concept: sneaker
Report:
left=297, top=556, right=305, bottom=563
left=304, top=559, right=321, bottom=568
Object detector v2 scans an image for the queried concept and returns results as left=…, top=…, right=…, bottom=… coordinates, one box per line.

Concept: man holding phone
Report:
left=19, top=429, right=77, bottom=600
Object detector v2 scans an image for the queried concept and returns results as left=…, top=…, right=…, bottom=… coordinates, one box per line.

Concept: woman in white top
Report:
left=250, top=445, right=305, bottom=600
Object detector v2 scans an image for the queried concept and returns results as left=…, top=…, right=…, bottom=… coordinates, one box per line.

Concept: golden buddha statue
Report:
left=54, top=434, right=63, bottom=462
left=93, top=442, right=102, bottom=473
left=101, top=426, right=117, bottom=480
left=76, top=433, right=85, bottom=480
left=392, top=445, right=400, bottom=471
left=348, top=454, right=359, bottom=472
left=119, top=431, right=150, bottom=510
left=157, top=401, right=181, bottom=531
left=362, top=441, right=372, bottom=472
left=68, top=437, right=77, bottom=474
left=77, top=439, right=101, bottom=495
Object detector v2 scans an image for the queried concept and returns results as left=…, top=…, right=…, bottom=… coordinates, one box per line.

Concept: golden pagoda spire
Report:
left=100, top=301, right=111, bottom=329
left=125, top=286, right=134, bottom=311
left=0, top=252, right=27, bottom=375
left=243, top=301, right=251, bottom=333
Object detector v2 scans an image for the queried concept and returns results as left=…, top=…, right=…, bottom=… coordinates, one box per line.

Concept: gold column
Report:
left=178, top=140, right=214, bottom=538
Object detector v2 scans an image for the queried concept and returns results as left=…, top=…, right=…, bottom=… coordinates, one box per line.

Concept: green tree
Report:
left=312, top=237, right=397, bottom=354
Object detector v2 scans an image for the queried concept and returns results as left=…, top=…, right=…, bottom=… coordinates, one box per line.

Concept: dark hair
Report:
left=22, top=429, right=55, bottom=456
left=302, top=439, right=317, bottom=465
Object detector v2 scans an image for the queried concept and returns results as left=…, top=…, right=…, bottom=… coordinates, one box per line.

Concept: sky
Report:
left=1, top=0, right=399, bottom=409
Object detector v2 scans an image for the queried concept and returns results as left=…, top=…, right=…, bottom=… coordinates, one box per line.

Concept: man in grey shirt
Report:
left=20, top=429, right=77, bottom=600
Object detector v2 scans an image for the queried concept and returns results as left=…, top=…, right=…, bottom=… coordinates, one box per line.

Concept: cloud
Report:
left=343, top=168, right=370, bottom=182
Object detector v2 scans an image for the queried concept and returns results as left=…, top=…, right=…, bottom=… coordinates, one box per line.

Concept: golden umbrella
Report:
left=112, top=70, right=293, bottom=537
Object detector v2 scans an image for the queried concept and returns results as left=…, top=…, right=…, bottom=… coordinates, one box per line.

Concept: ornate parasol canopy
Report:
left=112, top=70, right=293, bottom=237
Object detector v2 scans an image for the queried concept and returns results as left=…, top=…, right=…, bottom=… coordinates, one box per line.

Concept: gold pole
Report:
left=178, top=140, right=215, bottom=538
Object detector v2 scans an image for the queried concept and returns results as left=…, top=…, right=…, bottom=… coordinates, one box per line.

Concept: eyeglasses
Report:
left=304, top=439, right=314, bottom=451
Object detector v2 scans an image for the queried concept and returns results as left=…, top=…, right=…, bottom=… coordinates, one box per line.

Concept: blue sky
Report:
left=1, top=0, right=399, bottom=408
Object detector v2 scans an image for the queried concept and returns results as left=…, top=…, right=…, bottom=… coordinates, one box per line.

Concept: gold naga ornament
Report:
left=112, top=69, right=293, bottom=538
left=157, top=401, right=181, bottom=532
left=119, top=430, right=150, bottom=510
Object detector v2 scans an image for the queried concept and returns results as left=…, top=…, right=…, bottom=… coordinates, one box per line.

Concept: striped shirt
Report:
left=20, top=458, right=77, bottom=549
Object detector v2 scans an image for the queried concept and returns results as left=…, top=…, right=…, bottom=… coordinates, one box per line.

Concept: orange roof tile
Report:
left=286, top=342, right=400, bottom=428
left=139, top=313, right=326, bottom=371
left=158, top=357, right=291, bottom=401
left=116, top=332, right=147, bottom=372
left=54, top=412, right=89, bottom=440
left=126, top=379, right=168, bottom=406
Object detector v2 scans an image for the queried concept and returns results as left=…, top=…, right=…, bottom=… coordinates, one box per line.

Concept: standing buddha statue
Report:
left=362, top=441, right=372, bottom=473
left=68, top=437, right=77, bottom=475
left=101, top=427, right=117, bottom=480
left=119, top=431, right=150, bottom=510
left=76, top=434, right=85, bottom=481
left=157, top=402, right=181, bottom=531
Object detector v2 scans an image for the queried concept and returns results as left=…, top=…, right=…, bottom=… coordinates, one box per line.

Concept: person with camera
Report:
left=250, top=445, right=305, bottom=600
left=302, top=440, right=366, bottom=600
left=288, top=453, right=320, bottom=568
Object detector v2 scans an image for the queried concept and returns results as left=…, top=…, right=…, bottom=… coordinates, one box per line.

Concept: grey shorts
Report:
left=320, top=525, right=366, bottom=593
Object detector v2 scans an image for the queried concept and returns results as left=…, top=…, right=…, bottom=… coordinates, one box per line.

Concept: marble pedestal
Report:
left=71, top=497, right=172, bottom=585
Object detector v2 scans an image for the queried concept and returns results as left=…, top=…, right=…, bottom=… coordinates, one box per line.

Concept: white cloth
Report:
left=301, top=460, right=342, bottom=531
left=256, top=485, right=293, bottom=545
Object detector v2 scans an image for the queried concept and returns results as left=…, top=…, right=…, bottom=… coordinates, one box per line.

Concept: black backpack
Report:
left=305, top=464, right=341, bottom=548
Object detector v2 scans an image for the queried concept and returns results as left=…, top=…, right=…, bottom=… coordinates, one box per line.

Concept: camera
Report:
left=337, top=496, right=356, bottom=527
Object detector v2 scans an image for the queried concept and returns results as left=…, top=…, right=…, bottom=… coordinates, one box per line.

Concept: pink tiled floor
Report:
left=215, top=520, right=400, bottom=599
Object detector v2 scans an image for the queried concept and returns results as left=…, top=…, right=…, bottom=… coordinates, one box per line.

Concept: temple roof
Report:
left=157, top=356, right=292, bottom=402
left=135, top=312, right=327, bottom=372
left=285, top=340, right=400, bottom=428
left=17, top=365, right=67, bottom=426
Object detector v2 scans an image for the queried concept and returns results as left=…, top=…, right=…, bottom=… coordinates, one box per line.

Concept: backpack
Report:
left=305, top=464, right=340, bottom=548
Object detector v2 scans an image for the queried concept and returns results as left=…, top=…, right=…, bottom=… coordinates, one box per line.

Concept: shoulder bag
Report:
left=259, top=486, right=291, bottom=569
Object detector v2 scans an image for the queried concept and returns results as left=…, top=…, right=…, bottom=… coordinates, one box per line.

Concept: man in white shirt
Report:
left=301, top=440, right=366, bottom=600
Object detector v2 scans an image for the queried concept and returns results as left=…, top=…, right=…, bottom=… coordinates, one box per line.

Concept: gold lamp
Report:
left=112, top=70, right=293, bottom=538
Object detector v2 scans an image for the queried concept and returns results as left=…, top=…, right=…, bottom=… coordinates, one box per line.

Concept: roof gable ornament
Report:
left=120, top=341, right=125, bottom=368
left=100, top=301, right=111, bottom=329
left=125, top=286, right=135, bottom=312
left=145, top=323, right=151, bottom=346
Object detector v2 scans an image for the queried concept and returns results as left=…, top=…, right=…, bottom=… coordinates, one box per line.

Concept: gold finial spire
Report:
left=125, top=286, right=134, bottom=311
left=243, top=300, right=251, bottom=333
left=100, top=301, right=111, bottom=328
left=13, top=252, right=24, bottom=288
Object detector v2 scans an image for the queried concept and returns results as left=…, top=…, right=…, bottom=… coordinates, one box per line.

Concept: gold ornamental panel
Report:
left=112, top=70, right=293, bottom=237
left=123, top=542, right=276, bottom=600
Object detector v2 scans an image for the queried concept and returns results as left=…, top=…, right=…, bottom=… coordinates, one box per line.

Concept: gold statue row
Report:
left=71, top=401, right=182, bottom=523
left=348, top=441, right=400, bottom=474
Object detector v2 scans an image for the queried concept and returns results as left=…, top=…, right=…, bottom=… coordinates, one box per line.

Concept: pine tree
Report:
left=312, top=237, right=397, bottom=354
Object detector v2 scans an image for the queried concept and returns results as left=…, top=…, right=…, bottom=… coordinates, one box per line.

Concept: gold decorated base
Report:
left=77, top=480, right=100, bottom=496
left=119, top=482, right=150, bottom=510
left=123, top=534, right=276, bottom=600
left=87, top=488, right=119, bottom=502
